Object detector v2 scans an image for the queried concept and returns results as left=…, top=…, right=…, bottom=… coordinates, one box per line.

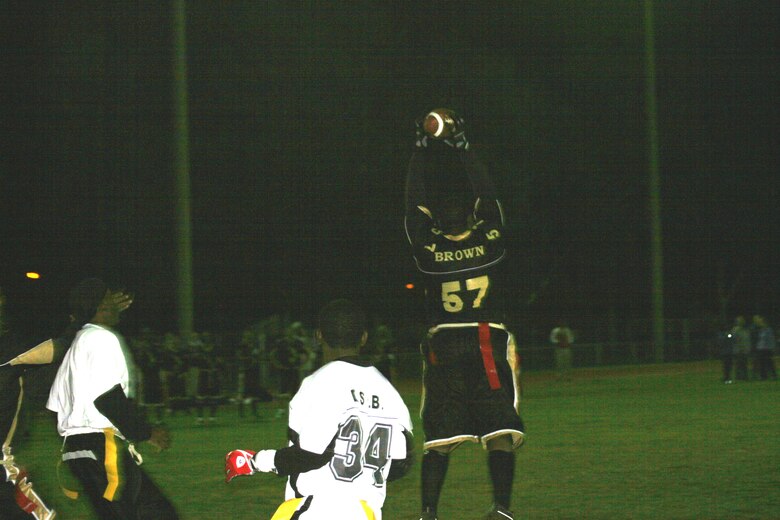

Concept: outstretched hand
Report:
left=109, top=291, right=134, bottom=313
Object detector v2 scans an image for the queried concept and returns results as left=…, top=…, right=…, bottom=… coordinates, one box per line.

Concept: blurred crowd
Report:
left=717, top=314, right=777, bottom=384
left=126, top=315, right=397, bottom=424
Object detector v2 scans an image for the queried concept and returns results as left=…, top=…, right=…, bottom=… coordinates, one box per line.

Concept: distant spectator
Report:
left=366, top=324, right=396, bottom=382
left=300, top=335, right=321, bottom=379
left=752, top=315, right=777, bottom=381
left=270, top=336, right=308, bottom=396
left=237, top=335, right=256, bottom=418
left=183, top=334, right=203, bottom=421
left=550, top=321, right=574, bottom=380
left=716, top=325, right=735, bottom=384
left=749, top=315, right=761, bottom=378
left=159, top=333, right=186, bottom=415
left=191, top=333, right=222, bottom=425
left=288, top=321, right=315, bottom=377
left=730, top=316, right=751, bottom=381
left=131, top=328, right=165, bottom=424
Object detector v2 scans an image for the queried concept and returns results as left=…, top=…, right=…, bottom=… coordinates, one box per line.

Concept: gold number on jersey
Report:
left=441, top=275, right=490, bottom=313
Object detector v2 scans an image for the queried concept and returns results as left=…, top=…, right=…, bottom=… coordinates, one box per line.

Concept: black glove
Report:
left=414, top=116, right=431, bottom=149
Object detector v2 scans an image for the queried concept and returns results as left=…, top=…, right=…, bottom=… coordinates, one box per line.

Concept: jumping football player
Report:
left=225, top=299, right=414, bottom=520
left=405, top=109, right=525, bottom=520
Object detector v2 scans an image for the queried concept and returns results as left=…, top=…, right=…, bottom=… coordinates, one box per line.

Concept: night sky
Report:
left=1, top=1, right=778, bottom=340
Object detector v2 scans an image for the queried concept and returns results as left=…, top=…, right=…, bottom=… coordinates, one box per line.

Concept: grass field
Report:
left=15, top=360, right=780, bottom=519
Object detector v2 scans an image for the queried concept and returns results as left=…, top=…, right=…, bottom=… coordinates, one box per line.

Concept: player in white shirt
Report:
left=47, top=278, right=178, bottom=519
left=1, top=285, right=88, bottom=519
left=226, top=299, right=414, bottom=520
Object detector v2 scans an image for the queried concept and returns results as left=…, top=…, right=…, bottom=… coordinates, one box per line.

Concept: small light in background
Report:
left=405, top=283, right=415, bottom=290
left=26, top=272, right=41, bottom=280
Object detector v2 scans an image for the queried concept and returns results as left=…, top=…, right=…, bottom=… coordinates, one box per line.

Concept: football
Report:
left=423, top=109, right=455, bottom=138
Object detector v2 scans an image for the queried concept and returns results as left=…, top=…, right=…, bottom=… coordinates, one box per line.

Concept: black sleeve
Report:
left=93, top=384, right=152, bottom=443
left=387, top=428, right=415, bottom=482
left=273, top=428, right=334, bottom=476
left=274, top=445, right=332, bottom=476
left=460, top=153, right=507, bottom=227
left=404, top=151, right=437, bottom=246
left=405, top=151, right=428, bottom=217
left=462, top=152, right=496, bottom=200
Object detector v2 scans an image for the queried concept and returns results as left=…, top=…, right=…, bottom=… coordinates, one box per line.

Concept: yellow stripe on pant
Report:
left=269, top=497, right=376, bottom=519
left=102, top=428, right=120, bottom=501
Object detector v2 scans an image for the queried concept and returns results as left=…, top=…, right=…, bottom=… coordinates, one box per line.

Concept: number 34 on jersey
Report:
left=331, top=415, right=392, bottom=486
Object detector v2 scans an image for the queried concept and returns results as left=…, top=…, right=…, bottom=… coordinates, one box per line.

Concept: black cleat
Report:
left=419, top=508, right=439, bottom=520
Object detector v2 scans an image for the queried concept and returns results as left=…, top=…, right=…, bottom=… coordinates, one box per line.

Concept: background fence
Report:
left=392, top=337, right=722, bottom=380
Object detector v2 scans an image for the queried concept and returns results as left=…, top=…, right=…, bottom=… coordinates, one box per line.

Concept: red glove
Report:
left=225, top=449, right=257, bottom=483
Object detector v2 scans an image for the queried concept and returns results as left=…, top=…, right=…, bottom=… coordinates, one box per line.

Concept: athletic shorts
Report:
left=270, top=496, right=377, bottom=520
left=420, top=324, right=525, bottom=451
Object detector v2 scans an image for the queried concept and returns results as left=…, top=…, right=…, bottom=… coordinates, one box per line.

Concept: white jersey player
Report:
left=226, top=299, right=414, bottom=520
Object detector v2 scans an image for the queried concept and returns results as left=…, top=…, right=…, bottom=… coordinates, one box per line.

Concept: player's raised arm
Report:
left=406, top=108, right=470, bottom=213
left=404, top=116, right=434, bottom=227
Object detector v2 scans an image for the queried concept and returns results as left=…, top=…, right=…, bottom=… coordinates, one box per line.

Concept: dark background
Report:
left=1, top=1, right=778, bottom=341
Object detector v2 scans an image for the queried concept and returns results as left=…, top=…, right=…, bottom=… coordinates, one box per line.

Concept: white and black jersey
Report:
left=283, top=357, right=412, bottom=519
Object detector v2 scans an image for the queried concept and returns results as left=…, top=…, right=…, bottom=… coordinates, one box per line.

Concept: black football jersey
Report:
left=407, top=200, right=507, bottom=325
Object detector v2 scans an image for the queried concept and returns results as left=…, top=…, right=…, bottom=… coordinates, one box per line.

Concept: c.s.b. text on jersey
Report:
left=351, top=389, right=381, bottom=409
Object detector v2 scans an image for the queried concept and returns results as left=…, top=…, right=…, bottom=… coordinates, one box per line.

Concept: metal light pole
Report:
left=173, top=0, right=194, bottom=338
left=643, top=0, right=665, bottom=362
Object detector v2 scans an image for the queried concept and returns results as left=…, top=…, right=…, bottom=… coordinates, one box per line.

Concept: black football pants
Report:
left=63, top=431, right=178, bottom=520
